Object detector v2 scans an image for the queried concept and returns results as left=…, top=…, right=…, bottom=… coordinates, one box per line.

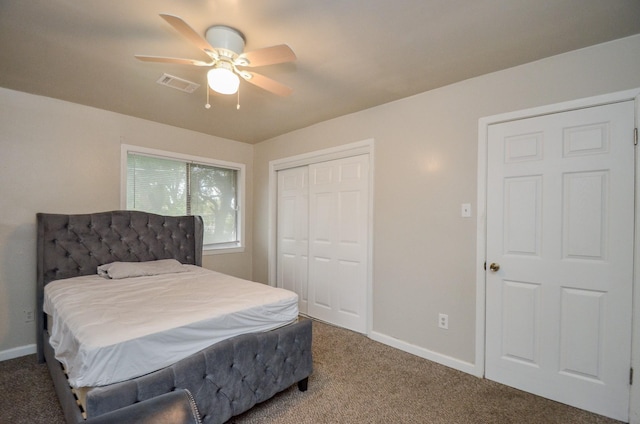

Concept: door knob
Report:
left=489, top=262, right=500, bottom=272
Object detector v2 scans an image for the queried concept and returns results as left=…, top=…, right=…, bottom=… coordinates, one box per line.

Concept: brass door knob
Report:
left=489, top=263, right=500, bottom=272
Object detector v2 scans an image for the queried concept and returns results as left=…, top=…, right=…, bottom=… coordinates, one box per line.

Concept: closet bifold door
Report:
left=276, top=166, right=309, bottom=314
left=276, top=154, right=369, bottom=333
left=307, top=154, right=369, bottom=333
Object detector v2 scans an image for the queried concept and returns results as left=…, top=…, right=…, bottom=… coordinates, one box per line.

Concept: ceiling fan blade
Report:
left=237, top=45, right=296, bottom=67
left=134, top=55, right=213, bottom=66
left=159, top=14, right=217, bottom=56
left=240, top=71, right=293, bottom=96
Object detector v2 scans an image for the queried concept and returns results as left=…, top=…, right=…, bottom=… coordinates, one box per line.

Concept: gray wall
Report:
left=252, top=35, right=640, bottom=364
left=2, top=34, right=640, bottom=369
left=0, top=90, right=254, bottom=355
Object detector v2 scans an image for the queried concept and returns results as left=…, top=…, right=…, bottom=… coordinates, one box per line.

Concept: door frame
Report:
left=268, top=139, right=375, bottom=335
left=476, top=88, right=640, bottom=419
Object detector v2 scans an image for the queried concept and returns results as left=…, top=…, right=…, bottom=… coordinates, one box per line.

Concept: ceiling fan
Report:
left=135, top=14, right=296, bottom=98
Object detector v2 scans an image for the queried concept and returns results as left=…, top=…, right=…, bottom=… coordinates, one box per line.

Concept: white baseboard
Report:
left=369, top=331, right=481, bottom=377
left=0, top=344, right=37, bottom=362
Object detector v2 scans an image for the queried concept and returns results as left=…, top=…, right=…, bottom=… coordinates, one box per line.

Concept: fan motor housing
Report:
left=205, top=25, right=245, bottom=56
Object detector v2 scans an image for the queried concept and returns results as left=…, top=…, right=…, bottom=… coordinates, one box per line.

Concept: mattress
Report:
left=43, top=265, right=298, bottom=388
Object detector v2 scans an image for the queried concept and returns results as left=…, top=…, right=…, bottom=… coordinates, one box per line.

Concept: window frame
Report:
left=121, top=144, right=245, bottom=254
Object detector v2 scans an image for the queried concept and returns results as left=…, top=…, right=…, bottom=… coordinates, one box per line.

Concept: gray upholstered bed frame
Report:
left=36, top=210, right=312, bottom=424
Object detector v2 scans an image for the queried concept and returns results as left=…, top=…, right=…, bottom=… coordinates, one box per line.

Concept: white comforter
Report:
left=43, top=265, right=298, bottom=388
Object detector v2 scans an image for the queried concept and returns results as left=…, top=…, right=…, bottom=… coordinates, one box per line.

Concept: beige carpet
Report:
left=232, top=319, right=621, bottom=424
left=0, top=319, right=623, bottom=423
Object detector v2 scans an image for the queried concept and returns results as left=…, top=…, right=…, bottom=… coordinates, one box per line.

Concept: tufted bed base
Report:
left=43, top=319, right=312, bottom=424
left=36, top=211, right=312, bottom=423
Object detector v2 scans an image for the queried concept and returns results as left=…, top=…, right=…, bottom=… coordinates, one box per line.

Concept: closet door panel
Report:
left=308, top=155, right=369, bottom=332
left=276, top=166, right=309, bottom=313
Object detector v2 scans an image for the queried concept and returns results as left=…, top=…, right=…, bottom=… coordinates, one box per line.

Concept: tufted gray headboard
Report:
left=36, top=210, right=203, bottom=362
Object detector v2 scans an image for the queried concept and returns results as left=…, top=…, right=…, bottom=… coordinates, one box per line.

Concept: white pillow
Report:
left=97, top=259, right=188, bottom=279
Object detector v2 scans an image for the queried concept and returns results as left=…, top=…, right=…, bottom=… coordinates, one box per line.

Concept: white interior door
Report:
left=485, top=101, right=635, bottom=421
left=308, top=155, right=369, bottom=333
left=276, top=166, right=309, bottom=314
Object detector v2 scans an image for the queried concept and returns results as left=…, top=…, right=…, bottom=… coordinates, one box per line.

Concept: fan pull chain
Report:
left=205, top=86, right=211, bottom=109
left=236, top=86, right=241, bottom=110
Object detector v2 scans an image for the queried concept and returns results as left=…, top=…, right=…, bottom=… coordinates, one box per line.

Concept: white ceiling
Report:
left=1, top=0, right=639, bottom=144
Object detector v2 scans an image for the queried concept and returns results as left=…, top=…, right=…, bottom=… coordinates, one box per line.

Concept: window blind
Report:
left=127, top=153, right=238, bottom=247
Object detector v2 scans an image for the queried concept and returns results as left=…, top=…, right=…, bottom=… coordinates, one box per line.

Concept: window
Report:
left=122, top=145, right=244, bottom=252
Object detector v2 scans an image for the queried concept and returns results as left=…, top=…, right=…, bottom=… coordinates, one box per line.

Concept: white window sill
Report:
left=203, top=246, right=245, bottom=255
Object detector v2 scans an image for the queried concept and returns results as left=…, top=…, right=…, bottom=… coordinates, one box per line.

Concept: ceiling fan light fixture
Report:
left=136, top=15, right=296, bottom=99
left=207, top=63, right=240, bottom=95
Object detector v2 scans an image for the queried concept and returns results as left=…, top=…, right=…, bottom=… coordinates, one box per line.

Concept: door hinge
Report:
left=630, top=367, right=634, bottom=385
left=635, top=128, right=638, bottom=146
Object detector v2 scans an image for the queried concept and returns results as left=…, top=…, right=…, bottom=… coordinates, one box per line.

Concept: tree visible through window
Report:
left=126, top=152, right=240, bottom=248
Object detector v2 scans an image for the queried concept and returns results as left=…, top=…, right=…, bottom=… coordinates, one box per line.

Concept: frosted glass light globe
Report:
left=207, top=66, right=240, bottom=95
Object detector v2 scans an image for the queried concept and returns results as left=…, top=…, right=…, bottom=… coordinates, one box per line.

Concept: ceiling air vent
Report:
left=156, top=73, right=200, bottom=93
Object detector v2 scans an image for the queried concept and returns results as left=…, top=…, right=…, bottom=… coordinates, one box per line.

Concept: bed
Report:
left=36, top=210, right=313, bottom=424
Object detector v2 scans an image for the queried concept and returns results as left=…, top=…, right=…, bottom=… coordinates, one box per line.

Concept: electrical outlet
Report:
left=438, top=313, right=449, bottom=330
left=461, top=203, right=471, bottom=218
left=24, top=308, right=34, bottom=323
